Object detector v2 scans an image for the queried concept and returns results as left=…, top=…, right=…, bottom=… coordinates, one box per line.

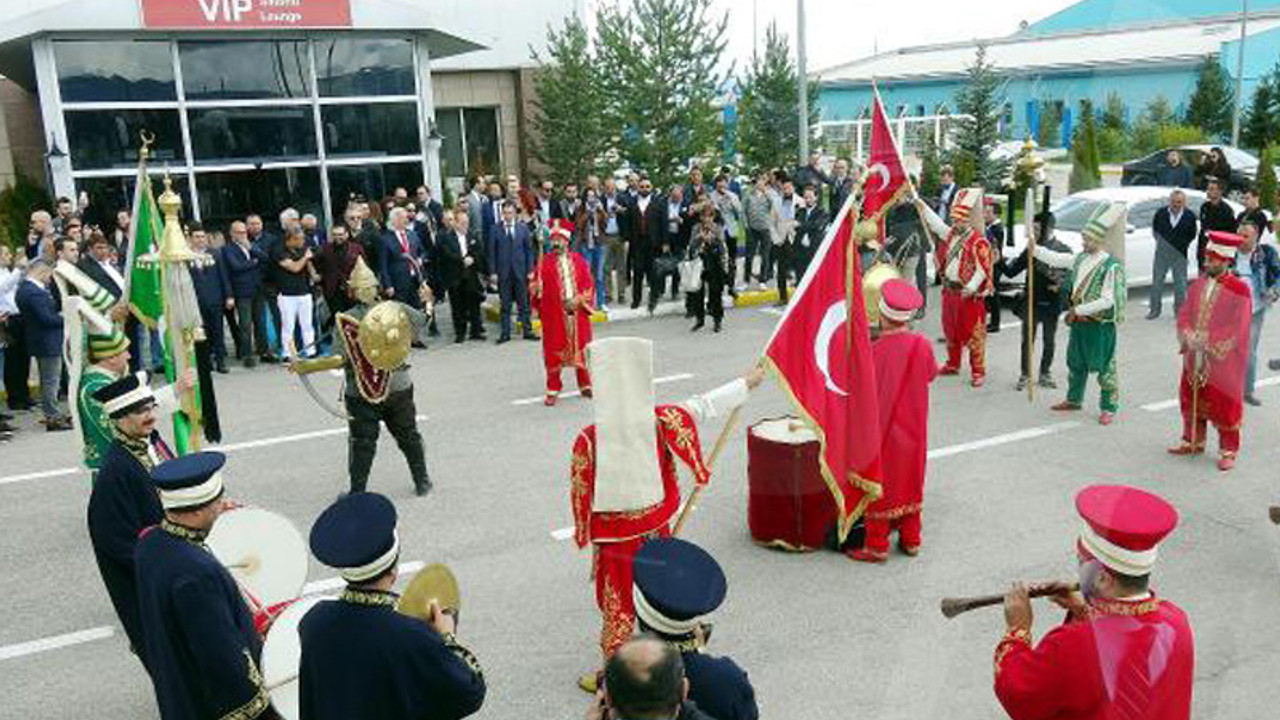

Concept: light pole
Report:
left=1231, top=0, right=1248, bottom=146
left=797, top=0, right=809, bottom=163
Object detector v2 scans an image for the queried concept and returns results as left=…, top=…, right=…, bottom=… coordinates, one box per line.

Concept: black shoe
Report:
left=414, top=479, right=433, bottom=497
left=523, top=331, right=539, bottom=341
left=428, top=326, right=441, bottom=338
left=243, top=356, right=258, bottom=369
left=630, top=300, right=641, bottom=309
left=496, top=335, right=511, bottom=345
left=1145, top=311, right=1160, bottom=320
left=0, top=412, right=12, bottom=422
left=1270, top=359, right=1280, bottom=372
left=713, top=320, right=722, bottom=333
left=454, top=336, right=465, bottom=344
left=47, top=417, right=73, bottom=432
left=469, top=331, right=487, bottom=341
left=691, top=320, right=704, bottom=332
left=215, top=359, right=229, bottom=374
left=987, top=324, right=1000, bottom=333
left=1245, top=394, right=1262, bottom=407
left=0, top=421, right=16, bottom=433
left=259, top=355, right=279, bottom=365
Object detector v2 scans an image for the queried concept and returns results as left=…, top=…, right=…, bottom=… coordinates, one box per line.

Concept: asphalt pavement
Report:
left=1, top=285, right=1277, bottom=719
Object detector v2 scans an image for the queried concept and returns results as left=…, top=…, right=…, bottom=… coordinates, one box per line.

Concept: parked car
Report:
left=1121, top=145, right=1265, bottom=195
left=1000, top=186, right=1243, bottom=291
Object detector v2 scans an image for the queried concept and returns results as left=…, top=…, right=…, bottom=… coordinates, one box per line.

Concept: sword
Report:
left=286, top=339, right=351, bottom=421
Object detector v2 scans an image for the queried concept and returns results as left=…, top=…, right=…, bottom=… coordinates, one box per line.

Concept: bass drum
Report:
left=746, top=417, right=837, bottom=551
left=261, top=596, right=333, bottom=720
left=206, top=507, right=309, bottom=632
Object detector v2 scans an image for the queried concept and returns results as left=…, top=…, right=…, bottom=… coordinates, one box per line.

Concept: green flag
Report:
left=125, top=169, right=164, bottom=327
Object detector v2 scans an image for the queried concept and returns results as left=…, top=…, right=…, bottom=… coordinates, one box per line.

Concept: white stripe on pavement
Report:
left=0, top=626, right=115, bottom=661
left=549, top=420, right=1081, bottom=540
left=0, top=416, right=429, bottom=487
left=1140, top=376, right=1280, bottom=413
left=0, top=561, right=427, bottom=663
left=512, top=373, right=695, bottom=406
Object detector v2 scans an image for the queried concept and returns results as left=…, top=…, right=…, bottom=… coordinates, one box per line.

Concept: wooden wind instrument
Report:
left=939, top=582, right=1079, bottom=619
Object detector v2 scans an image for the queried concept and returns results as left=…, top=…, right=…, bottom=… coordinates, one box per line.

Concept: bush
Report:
left=1157, top=124, right=1207, bottom=149
left=1258, top=146, right=1277, bottom=214
left=1097, top=127, right=1130, bottom=163
left=0, top=170, right=51, bottom=250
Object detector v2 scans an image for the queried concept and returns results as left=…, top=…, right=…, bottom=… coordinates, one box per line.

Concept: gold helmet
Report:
left=357, top=301, right=412, bottom=371
left=349, top=256, right=379, bottom=306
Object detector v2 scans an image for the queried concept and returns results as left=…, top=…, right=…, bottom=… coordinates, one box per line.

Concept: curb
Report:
left=479, top=288, right=786, bottom=332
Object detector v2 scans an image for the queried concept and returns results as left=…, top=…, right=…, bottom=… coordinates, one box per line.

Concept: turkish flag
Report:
left=861, top=91, right=910, bottom=226
left=763, top=200, right=883, bottom=543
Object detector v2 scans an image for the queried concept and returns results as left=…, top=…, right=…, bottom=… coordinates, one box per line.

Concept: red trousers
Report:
left=548, top=366, right=591, bottom=396
left=942, top=289, right=987, bottom=378
left=1182, top=416, right=1241, bottom=455
left=593, top=532, right=665, bottom=658
left=864, top=511, right=922, bottom=554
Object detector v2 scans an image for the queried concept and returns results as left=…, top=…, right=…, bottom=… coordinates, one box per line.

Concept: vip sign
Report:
left=140, top=0, right=353, bottom=29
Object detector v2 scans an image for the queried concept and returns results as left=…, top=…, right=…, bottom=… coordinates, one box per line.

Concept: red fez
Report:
left=1204, top=231, right=1243, bottom=262
left=878, top=278, right=923, bottom=323
left=1076, top=485, right=1179, bottom=576
left=550, top=218, right=575, bottom=240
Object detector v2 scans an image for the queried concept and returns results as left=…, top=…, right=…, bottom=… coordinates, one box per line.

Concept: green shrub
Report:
left=1258, top=146, right=1277, bottom=213
left=1097, top=127, right=1130, bottom=163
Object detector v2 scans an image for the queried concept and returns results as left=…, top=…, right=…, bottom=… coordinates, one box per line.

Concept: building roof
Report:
left=0, top=0, right=488, bottom=88
left=818, top=12, right=1280, bottom=87
left=1027, top=0, right=1280, bottom=36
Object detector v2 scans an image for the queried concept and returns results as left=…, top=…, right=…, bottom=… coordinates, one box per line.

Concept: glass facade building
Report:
left=42, top=34, right=446, bottom=230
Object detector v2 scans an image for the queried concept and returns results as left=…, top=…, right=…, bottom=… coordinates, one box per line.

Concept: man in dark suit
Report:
left=247, top=213, right=282, bottom=361
left=15, top=260, right=71, bottom=430
left=379, top=207, right=427, bottom=310
left=222, top=220, right=266, bottom=368
left=794, top=185, right=827, bottom=279
left=188, top=223, right=233, bottom=373
left=481, top=183, right=505, bottom=257
left=1150, top=189, right=1199, bottom=319
left=1198, top=177, right=1237, bottom=270
left=627, top=176, right=666, bottom=311
left=486, top=201, right=536, bottom=343
left=415, top=185, right=445, bottom=235
left=438, top=208, right=487, bottom=343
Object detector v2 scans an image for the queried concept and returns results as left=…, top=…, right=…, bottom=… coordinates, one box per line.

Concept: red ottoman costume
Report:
left=855, top=280, right=938, bottom=562
left=995, top=485, right=1194, bottom=720
left=570, top=337, right=748, bottom=659
left=533, top=219, right=595, bottom=405
left=1171, top=232, right=1252, bottom=470
left=921, top=188, right=992, bottom=384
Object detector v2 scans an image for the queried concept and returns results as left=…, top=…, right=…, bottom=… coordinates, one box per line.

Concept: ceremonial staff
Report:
left=1016, top=140, right=1047, bottom=403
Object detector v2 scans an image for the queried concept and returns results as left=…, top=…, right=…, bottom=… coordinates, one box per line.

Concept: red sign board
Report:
left=140, top=0, right=352, bottom=29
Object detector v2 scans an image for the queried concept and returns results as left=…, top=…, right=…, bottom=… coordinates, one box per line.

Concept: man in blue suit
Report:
left=486, top=201, right=537, bottom=344
left=189, top=223, right=232, bottom=374
left=379, top=207, right=426, bottom=310
left=15, top=260, right=71, bottom=430
left=222, top=220, right=267, bottom=368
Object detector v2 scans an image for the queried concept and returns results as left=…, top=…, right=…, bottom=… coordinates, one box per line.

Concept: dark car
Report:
left=1120, top=145, right=1261, bottom=195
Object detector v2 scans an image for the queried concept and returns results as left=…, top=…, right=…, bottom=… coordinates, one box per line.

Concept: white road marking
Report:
left=549, top=421, right=1080, bottom=540
left=0, top=626, right=115, bottom=661
left=0, top=561, right=428, bottom=663
left=0, top=416, right=429, bottom=487
left=1141, top=376, right=1280, bottom=413
left=511, top=373, right=695, bottom=406
left=756, top=307, right=785, bottom=317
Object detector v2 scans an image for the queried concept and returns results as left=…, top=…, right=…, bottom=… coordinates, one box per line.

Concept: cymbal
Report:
left=396, top=563, right=460, bottom=620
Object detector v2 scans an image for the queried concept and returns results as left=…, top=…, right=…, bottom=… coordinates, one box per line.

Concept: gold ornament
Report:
left=348, top=256, right=379, bottom=306
left=357, top=301, right=412, bottom=371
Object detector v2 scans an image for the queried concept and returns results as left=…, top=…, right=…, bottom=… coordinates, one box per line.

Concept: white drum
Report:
left=206, top=507, right=308, bottom=609
left=261, top=596, right=332, bottom=720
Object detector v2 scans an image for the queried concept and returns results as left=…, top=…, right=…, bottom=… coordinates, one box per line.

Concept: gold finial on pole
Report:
left=158, top=172, right=195, bottom=263
left=139, top=130, right=155, bottom=163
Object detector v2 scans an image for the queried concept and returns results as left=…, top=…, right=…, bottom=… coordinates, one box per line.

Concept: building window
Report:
left=55, top=40, right=176, bottom=103
left=180, top=41, right=312, bottom=101
left=189, top=107, right=318, bottom=166
left=65, top=108, right=184, bottom=171
left=436, top=107, right=501, bottom=180
left=322, top=102, right=420, bottom=158
left=315, top=38, right=415, bottom=97
left=76, top=174, right=193, bottom=225
left=195, top=167, right=323, bottom=232
left=327, top=162, right=424, bottom=210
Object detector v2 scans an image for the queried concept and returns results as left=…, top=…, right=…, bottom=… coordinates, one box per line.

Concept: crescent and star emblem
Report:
left=867, top=163, right=891, bottom=194
left=814, top=301, right=848, bottom=397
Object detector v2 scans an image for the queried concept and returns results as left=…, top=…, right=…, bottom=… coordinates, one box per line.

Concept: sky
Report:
left=710, top=0, right=1080, bottom=73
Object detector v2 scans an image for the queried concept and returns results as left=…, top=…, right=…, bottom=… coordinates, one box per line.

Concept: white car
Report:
left=1000, top=186, right=1244, bottom=290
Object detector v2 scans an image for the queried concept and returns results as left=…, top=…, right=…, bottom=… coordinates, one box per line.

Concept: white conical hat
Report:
left=587, top=337, right=663, bottom=513
left=1082, top=201, right=1127, bottom=262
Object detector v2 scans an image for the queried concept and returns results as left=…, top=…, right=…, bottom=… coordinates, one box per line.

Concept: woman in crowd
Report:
left=686, top=205, right=730, bottom=333
left=575, top=187, right=610, bottom=309
left=1197, top=146, right=1232, bottom=191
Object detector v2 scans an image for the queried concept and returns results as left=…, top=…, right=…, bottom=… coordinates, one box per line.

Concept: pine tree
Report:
left=1184, top=56, right=1235, bottom=140
left=1101, top=92, right=1127, bottom=132
left=918, top=134, right=942, bottom=200
left=1258, top=145, right=1278, bottom=214
left=1242, top=64, right=1280, bottom=153
left=595, top=0, right=729, bottom=188
left=529, top=17, right=611, bottom=184
left=950, top=45, right=1009, bottom=190
left=1069, top=100, right=1101, bottom=193
left=736, top=23, right=819, bottom=174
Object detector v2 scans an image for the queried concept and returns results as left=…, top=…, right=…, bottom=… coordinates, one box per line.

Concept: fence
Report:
left=814, top=114, right=974, bottom=164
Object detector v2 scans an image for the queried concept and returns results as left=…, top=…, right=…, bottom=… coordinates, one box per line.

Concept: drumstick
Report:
left=939, top=582, right=1079, bottom=619
left=265, top=672, right=299, bottom=693
left=672, top=406, right=743, bottom=536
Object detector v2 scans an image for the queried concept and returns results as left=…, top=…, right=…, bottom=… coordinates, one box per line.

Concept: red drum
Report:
left=747, top=417, right=836, bottom=551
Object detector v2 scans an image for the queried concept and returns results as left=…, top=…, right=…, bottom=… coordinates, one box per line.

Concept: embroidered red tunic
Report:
left=865, top=329, right=938, bottom=523
left=994, top=595, right=1195, bottom=720
left=1176, top=272, right=1252, bottom=434
left=533, top=251, right=595, bottom=377
left=570, top=406, right=710, bottom=657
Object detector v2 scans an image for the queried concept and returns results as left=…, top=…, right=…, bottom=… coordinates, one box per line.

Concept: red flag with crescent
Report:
left=762, top=198, right=883, bottom=543
left=861, top=89, right=911, bottom=226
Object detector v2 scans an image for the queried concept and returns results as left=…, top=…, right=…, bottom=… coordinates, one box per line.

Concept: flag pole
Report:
left=120, top=131, right=154, bottom=305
